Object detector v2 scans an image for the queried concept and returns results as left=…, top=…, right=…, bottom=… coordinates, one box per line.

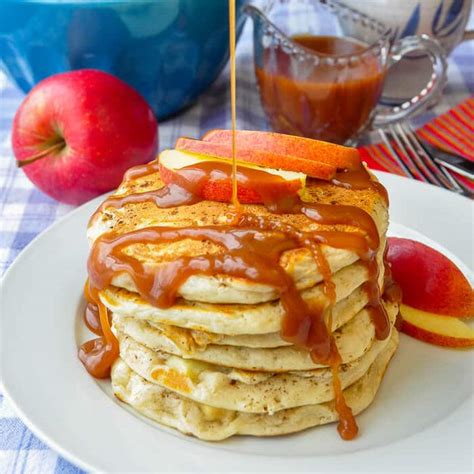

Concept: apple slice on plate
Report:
left=387, top=237, right=474, bottom=318
left=387, top=237, right=473, bottom=348
left=159, top=149, right=306, bottom=204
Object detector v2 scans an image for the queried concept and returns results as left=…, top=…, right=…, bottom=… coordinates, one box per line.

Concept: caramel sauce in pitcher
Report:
left=78, top=0, right=393, bottom=441
left=255, top=35, right=386, bottom=144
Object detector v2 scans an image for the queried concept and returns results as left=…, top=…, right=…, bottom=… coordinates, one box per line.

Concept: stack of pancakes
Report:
left=87, top=162, right=399, bottom=441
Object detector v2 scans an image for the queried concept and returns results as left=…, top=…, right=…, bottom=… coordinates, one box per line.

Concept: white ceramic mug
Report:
left=342, top=0, right=472, bottom=53
left=341, top=0, right=472, bottom=105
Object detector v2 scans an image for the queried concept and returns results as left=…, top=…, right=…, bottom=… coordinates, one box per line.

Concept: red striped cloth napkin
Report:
left=359, top=96, right=474, bottom=191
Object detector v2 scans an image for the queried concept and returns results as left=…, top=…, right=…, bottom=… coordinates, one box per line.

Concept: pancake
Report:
left=100, top=261, right=374, bottom=336
left=114, top=303, right=396, bottom=413
left=88, top=170, right=388, bottom=305
left=183, top=285, right=370, bottom=348
left=111, top=330, right=399, bottom=441
left=113, top=300, right=397, bottom=371
left=99, top=244, right=361, bottom=305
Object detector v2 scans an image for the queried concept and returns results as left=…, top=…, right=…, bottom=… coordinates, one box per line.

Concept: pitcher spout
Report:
left=244, top=1, right=282, bottom=32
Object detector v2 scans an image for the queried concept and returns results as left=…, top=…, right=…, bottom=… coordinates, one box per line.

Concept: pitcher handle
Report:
left=372, top=34, right=448, bottom=127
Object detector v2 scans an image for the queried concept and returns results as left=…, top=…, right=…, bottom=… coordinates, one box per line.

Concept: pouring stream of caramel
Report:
left=229, top=0, right=239, bottom=209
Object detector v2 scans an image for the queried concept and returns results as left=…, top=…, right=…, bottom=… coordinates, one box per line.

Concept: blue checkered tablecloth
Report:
left=1, top=11, right=473, bottom=474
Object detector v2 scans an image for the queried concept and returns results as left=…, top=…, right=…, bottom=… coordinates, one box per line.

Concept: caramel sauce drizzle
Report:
left=83, top=303, right=102, bottom=336
left=328, top=167, right=389, bottom=205
left=91, top=161, right=198, bottom=222
left=79, top=281, right=118, bottom=379
left=91, top=160, right=304, bottom=225
left=382, top=246, right=403, bottom=305
left=88, top=224, right=333, bottom=361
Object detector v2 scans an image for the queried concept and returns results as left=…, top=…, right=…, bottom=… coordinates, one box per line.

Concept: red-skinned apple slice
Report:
left=400, top=304, right=474, bottom=348
left=159, top=149, right=305, bottom=204
left=387, top=237, right=474, bottom=318
left=201, top=129, right=361, bottom=170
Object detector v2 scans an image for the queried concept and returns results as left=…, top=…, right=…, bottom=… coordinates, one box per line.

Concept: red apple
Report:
left=387, top=237, right=474, bottom=318
left=12, top=69, right=158, bottom=205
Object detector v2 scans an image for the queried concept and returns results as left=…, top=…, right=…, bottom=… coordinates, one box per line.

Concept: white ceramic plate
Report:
left=1, top=172, right=473, bottom=472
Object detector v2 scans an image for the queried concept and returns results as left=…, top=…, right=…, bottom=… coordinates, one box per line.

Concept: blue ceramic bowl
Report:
left=0, top=0, right=248, bottom=119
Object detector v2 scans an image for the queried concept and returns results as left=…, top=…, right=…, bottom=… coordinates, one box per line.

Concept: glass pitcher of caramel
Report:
left=246, top=0, right=447, bottom=144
